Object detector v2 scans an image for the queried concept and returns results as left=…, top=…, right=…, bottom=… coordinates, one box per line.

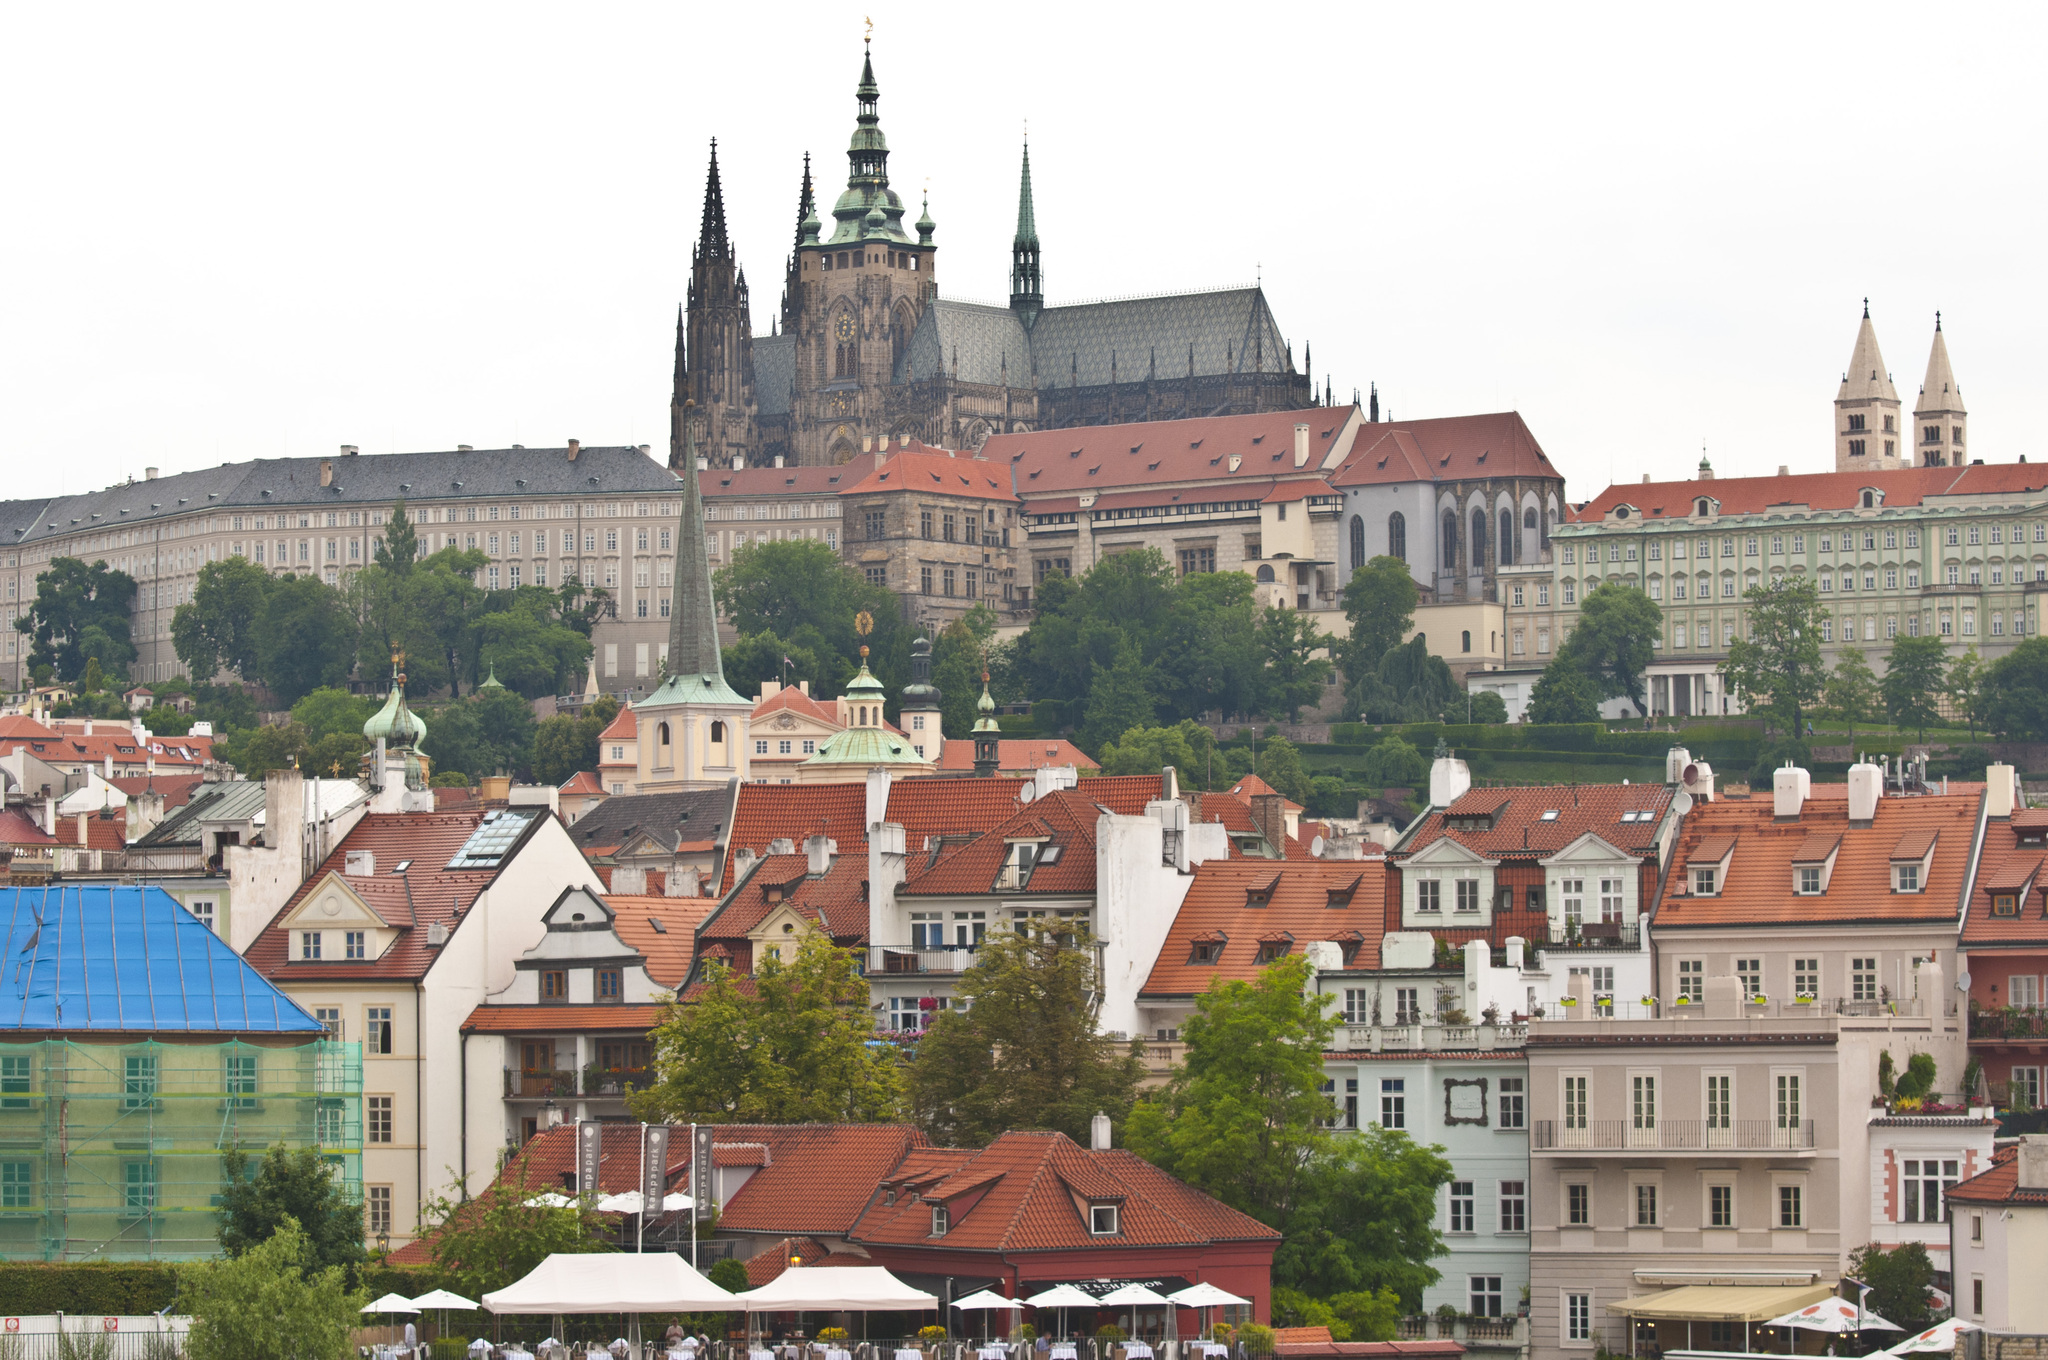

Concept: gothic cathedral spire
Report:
left=699, top=138, right=731, bottom=261
left=793, top=151, right=816, bottom=250
left=686, top=139, right=757, bottom=468
left=1010, top=138, right=1043, bottom=329
left=668, top=304, right=687, bottom=470
left=1834, top=300, right=1904, bottom=472
left=1914, top=312, right=1966, bottom=468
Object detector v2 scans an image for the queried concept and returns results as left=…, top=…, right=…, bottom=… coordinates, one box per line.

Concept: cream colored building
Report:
left=0, top=444, right=691, bottom=695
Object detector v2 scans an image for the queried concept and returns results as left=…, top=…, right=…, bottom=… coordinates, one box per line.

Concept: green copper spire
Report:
left=1009, top=139, right=1043, bottom=328
left=801, top=632, right=929, bottom=771
left=363, top=652, right=427, bottom=747
left=829, top=35, right=911, bottom=245
left=915, top=192, right=934, bottom=246
left=478, top=662, right=504, bottom=691
left=971, top=666, right=1001, bottom=777
left=638, top=400, right=747, bottom=710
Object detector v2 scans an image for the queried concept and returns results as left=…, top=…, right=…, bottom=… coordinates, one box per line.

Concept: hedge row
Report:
left=0, top=1262, right=443, bottom=1314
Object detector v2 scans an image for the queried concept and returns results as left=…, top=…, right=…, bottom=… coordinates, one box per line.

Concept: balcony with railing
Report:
left=505, top=1069, right=577, bottom=1100
left=1542, top=920, right=1642, bottom=951
left=1969, top=1006, right=2048, bottom=1041
left=868, top=944, right=980, bottom=976
left=1532, top=1118, right=1816, bottom=1154
left=1334, top=1021, right=1528, bottom=1053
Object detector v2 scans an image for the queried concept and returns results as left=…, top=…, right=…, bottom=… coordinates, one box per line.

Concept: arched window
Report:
left=1349, top=516, right=1366, bottom=571
left=1256, top=564, right=1275, bottom=582
left=657, top=722, right=671, bottom=746
left=1862, top=490, right=1875, bottom=508
left=1441, top=511, right=1458, bottom=572
left=1461, top=630, right=1472, bottom=653
left=1388, top=511, right=1406, bottom=563
left=709, top=721, right=726, bottom=743
left=1471, top=509, right=1488, bottom=571
left=1524, top=507, right=1538, bottom=546
left=1696, top=498, right=1712, bottom=517
left=1500, top=509, right=1515, bottom=566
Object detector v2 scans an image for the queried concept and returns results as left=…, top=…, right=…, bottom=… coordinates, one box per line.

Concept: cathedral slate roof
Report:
left=753, top=333, right=797, bottom=416
left=892, top=287, right=1298, bottom=394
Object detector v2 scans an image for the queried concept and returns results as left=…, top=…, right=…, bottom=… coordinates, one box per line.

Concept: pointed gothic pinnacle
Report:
left=1864, top=296, right=1870, bottom=319
left=1936, top=309, right=1943, bottom=332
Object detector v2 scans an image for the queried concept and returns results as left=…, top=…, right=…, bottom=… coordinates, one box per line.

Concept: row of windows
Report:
left=1564, top=520, right=2048, bottom=565
left=536, top=966, right=626, bottom=1002
left=1558, top=1071, right=1803, bottom=1130
left=1446, top=1179, right=1527, bottom=1234
left=1559, top=1177, right=1806, bottom=1231
left=310, top=1005, right=394, bottom=1054
left=917, top=567, right=983, bottom=597
left=704, top=503, right=839, bottom=521
left=1673, top=956, right=1885, bottom=1001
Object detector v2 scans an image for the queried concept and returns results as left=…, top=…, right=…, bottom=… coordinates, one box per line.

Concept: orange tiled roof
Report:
left=604, top=894, right=712, bottom=986
left=1143, top=858, right=1385, bottom=996
left=701, top=464, right=860, bottom=499
left=1945, top=1145, right=2046, bottom=1206
left=460, top=1003, right=668, bottom=1034
left=753, top=684, right=844, bottom=728
left=1963, top=815, right=2048, bottom=946
left=1399, top=784, right=1673, bottom=860
left=1656, top=790, right=1980, bottom=928
left=1331, top=411, right=1556, bottom=487
left=694, top=852, right=871, bottom=979
left=901, top=789, right=1107, bottom=897
left=933, top=739, right=1100, bottom=773
left=599, top=706, right=637, bottom=743
left=245, top=811, right=513, bottom=980
left=0, top=808, right=54, bottom=847
left=53, top=810, right=127, bottom=851
left=558, top=770, right=604, bottom=795
left=108, top=773, right=207, bottom=809
left=987, top=408, right=1351, bottom=499
left=1226, top=774, right=1304, bottom=814
left=1566, top=460, right=2048, bottom=523
left=850, top=1131, right=1278, bottom=1252
left=836, top=448, right=1017, bottom=503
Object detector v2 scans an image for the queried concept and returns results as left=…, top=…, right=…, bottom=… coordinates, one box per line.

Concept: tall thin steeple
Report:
left=827, top=34, right=909, bottom=244
left=793, top=152, right=816, bottom=249
left=1010, top=138, right=1043, bottom=328
left=648, top=402, right=743, bottom=704
left=668, top=304, right=688, bottom=470
left=699, top=139, right=731, bottom=261
left=1914, top=311, right=1967, bottom=468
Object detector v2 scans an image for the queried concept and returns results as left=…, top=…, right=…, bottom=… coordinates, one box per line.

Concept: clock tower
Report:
left=783, top=36, right=938, bottom=465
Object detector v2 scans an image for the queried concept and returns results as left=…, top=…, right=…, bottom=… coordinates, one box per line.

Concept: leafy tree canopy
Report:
left=715, top=539, right=910, bottom=699
left=1467, top=690, right=1510, bottom=725
left=1823, top=647, right=1880, bottom=744
left=1845, top=1241, right=1936, bottom=1331
left=17, top=557, right=137, bottom=683
left=172, top=556, right=272, bottom=683
left=257, top=574, right=360, bottom=705
left=1983, top=637, right=2048, bottom=740
left=1352, top=635, right=1458, bottom=724
left=1097, top=721, right=1227, bottom=789
left=1338, top=557, right=1419, bottom=683
left=1560, top=584, right=1662, bottom=714
left=180, top=1216, right=364, bottom=1360
left=1361, top=736, right=1426, bottom=787
left=1257, top=608, right=1335, bottom=723
left=907, top=926, right=1146, bottom=1147
left=530, top=694, right=621, bottom=787
left=1256, top=735, right=1313, bottom=806
left=632, top=933, right=904, bottom=1124
left=1720, top=576, right=1828, bottom=735
left=217, top=1143, right=367, bottom=1276
left=1527, top=661, right=1600, bottom=724
left=419, top=1159, right=613, bottom=1303
left=1881, top=634, right=1949, bottom=741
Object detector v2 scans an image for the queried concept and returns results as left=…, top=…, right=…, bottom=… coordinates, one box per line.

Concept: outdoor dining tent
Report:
left=483, top=1252, right=739, bottom=1313
left=737, top=1267, right=940, bottom=1312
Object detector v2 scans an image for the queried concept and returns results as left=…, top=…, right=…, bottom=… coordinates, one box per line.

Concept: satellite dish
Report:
left=1310, top=835, right=1326, bottom=857
left=1958, top=971, right=1973, bottom=992
left=1683, top=763, right=1700, bottom=786
left=1018, top=784, right=1037, bottom=804
left=1672, top=790, right=1694, bottom=816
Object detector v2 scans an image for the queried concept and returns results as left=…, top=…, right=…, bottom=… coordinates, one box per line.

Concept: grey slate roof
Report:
left=16, top=447, right=684, bottom=547
left=567, top=787, right=734, bottom=855
left=130, top=780, right=272, bottom=849
left=890, top=286, right=1296, bottom=392
left=754, top=333, right=797, bottom=416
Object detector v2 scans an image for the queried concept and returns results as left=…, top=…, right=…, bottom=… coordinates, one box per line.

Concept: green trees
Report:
left=907, top=926, right=1146, bottom=1148
left=1257, top=607, right=1335, bottom=722
left=1527, top=661, right=1600, bottom=723
left=1845, top=1241, right=1935, bottom=1331
left=531, top=695, right=621, bottom=787
left=17, top=557, right=137, bottom=682
left=1079, top=642, right=1158, bottom=753
left=1361, top=736, right=1426, bottom=787
left=172, top=557, right=272, bottom=682
left=1983, top=638, right=2048, bottom=739
left=1948, top=646, right=1987, bottom=742
left=1096, top=721, right=1226, bottom=788
left=1720, top=577, right=1828, bottom=736
left=1467, top=690, right=1510, bottom=725
left=715, top=538, right=907, bottom=697
left=1823, top=647, right=1879, bottom=745
left=632, top=934, right=903, bottom=1124
left=1351, top=635, right=1458, bottom=724
left=1559, top=585, right=1662, bottom=715
left=1338, top=557, right=1419, bottom=683
left=180, top=1217, right=363, bottom=1360
left=1881, top=634, right=1948, bottom=741
left=471, top=589, right=594, bottom=697
left=931, top=607, right=1000, bottom=738
left=419, top=1160, right=613, bottom=1303
left=1256, top=736, right=1313, bottom=806
left=258, top=576, right=360, bottom=705
left=1127, top=957, right=1452, bottom=1308
left=423, top=687, right=538, bottom=781
left=217, top=1143, right=367, bottom=1274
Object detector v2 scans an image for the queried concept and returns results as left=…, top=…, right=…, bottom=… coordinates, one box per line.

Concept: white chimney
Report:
left=1504, top=936, right=1525, bottom=970
left=805, top=833, right=835, bottom=877
left=766, top=836, right=796, bottom=856
left=611, top=865, right=648, bottom=894
left=1772, top=765, right=1809, bottom=818
left=1987, top=763, right=2018, bottom=819
left=84, top=719, right=93, bottom=737
left=1293, top=423, right=1311, bottom=467
left=1847, top=761, right=1883, bottom=822
left=865, top=766, right=893, bottom=834
left=426, top=920, right=448, bottom=947
left=734, top=455, right=745, bottom=470
left=1429, top=751, right=1472, bottom=808
left=144, top=467, right=159, bottom=480
left=1033, top=764, right=1079, bottom=798
left=774, top=455, right=785, bottom=468
left=2018, top=1135, right=2048, bottom=1190
left=1665, top=747, right=1692, bottom=785
left=345, top=850, right=376, bottom=877
left=1090, top=1112, right=1112, bottom=1151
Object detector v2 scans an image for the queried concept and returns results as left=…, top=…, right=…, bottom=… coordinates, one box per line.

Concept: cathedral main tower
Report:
left=780, top=38, right=939, bottom=465
left=675, top=141, right=758, bottom=470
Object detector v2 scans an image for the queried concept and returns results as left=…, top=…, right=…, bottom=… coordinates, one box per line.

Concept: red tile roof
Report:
left=741, top=1237, right=870, bottom=1287
left=698, top=852, right=871, bottom=969
left=986, top=408, right=1355, bottom=499
left=838, top=448, right=1017, bottom=503
left=1963, top=815, right=2048, bottom=947
left=55, top=810, right=128, bottom=851
left=0, top=808, right=54, bottom=847
left=1226, top=775, right=1303, bottom=814
left=720, top=783, right=872, bottom=894
left=558, top=770, right=604, bottom=795
left=1657, top=791, right=1980, bottom=928
left=108, top=774, right=207, bottom=809
left=1330, top=411, right=1556, bottom=487
left=604, top=894, right=712, bottom=986
left=1144, top=858, right=1386, bottom=996
left=1944, top=1145, right=2048, bottom=1207
left=901, top=788, right=1109, bottom=897
left=0, top=717, right=57, bottom=741
left=460, top=1003, right=668, bottom=1034
left=934, top=739, right=1100, bottom=774
left=1566, top=460, right=2048, bottom=523
left=599, top=706, right=637, bottom=744
left=245, top=810, right=514, bottom=981
left=1398, top=784, right=1673, bottom=860
left=753, top=684, right=844, bottom=727
left=849, top=1131, right=1278, bottom=1252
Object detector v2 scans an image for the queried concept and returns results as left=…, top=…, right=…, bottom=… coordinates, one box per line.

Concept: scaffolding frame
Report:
left=0, top=1037, right=362, bottom=1261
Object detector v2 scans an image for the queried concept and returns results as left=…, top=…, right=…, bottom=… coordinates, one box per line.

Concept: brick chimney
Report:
left=567, top=439, right=581, bottom=462
left=319, top=460, right=334, bottom=488
left=1250, top=793, right=1287, bottom=853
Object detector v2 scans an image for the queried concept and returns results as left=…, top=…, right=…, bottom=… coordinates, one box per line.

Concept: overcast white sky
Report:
left=5, top=3, right=2042, bottom=503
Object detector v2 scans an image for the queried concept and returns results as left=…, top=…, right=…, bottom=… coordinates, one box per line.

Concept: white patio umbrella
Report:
left=593, top=1190, right=693, bottom=1214
left=468, top=1341, right=492, bottom=1356
left=1025, top=1285, right=1098, bottom=1341
left=1887, top=1320, right=1979, bottom=1355
left=363, top=1294, right=422, bottom=1315
left=1099, top=1285, right=1172, bottom=1343
left=526, top=1191, right=578, bottom=1208
left=1766, top=1297, right=1902, bottom=1334
left=412, top=1289, right=483, bottom=1344
left=954, top=1291, right=1025, bottom=1344
left=1167, top=1284, right=1248, bottom=1342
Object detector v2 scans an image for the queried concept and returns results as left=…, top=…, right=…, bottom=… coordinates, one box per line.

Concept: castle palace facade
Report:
left=674, top=40, right=1317, bottom=470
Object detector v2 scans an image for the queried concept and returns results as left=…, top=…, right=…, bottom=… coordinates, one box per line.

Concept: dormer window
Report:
left=1993, top=894, right=2019, bottom=917
left=1797, top=866, right=1822, bottom=895
left=1896, top=864, right=1921, bottom=893
left=1692, top=867, right=1718, bottom=896
left=1695, top=498, right=1713, bottom=517
left=1090, top=1204, right=1120, bottom=1235
left=1254, top=938, right=1291, bottom=964
left=930, top=1204, right=949, bottom=1237
left=1191, top=938, right=1224, bottom=965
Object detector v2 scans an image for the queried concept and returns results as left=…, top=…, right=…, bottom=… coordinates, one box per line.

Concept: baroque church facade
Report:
left=674, top=40, right=1317, bottom=470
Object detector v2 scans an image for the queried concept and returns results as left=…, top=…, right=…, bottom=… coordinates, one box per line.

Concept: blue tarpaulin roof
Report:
left=0, top=884, right=325, bottom=1033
